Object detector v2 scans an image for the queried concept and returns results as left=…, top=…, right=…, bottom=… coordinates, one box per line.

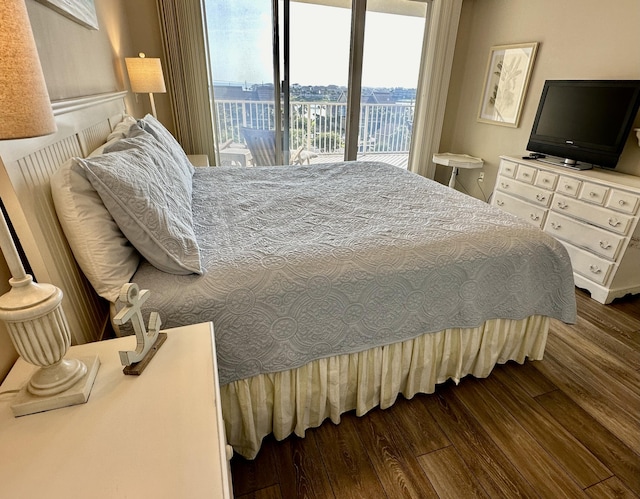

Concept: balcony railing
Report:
left=214, top=100, right=415, bottom=156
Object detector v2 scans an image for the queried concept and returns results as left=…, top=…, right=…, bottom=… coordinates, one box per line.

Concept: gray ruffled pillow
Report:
left=78, top=132, right=202, bottom=275
left=137, top=114, right=195, bottom=176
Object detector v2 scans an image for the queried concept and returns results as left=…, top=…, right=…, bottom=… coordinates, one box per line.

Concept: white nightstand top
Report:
left=0, top=322, right=232, bottom=498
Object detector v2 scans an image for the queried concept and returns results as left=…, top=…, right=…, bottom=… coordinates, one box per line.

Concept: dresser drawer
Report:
left=515, top=164, right=537, bottom=184
left=578, top=182, right=609, bottom=205
left=496, top=177, right=552, bottom=207
left=606, top=189, right=640, bottom=215
left=545, top=212, right=624, bottom=261
left=552, top=193, right=633, bottom=235
left=561, top=242, right=613, bottom=286
left=499, top=159, right=518, bottom=178
left=493, top=191, right=546, bottom=228
left=534, top=170, right=558, bottom=191
left=557, top=176, right=582, bottom=198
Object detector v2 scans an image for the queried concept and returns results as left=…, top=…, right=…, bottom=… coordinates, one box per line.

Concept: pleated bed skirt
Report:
left=220, top=315, right=549, bottom=459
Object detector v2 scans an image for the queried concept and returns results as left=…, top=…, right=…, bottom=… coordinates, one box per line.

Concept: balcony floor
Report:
left=308, top=152, right=409, bottom=169
left=219, top=143, right=409, bottom=170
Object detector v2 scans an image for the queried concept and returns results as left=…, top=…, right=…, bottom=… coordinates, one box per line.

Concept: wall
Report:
left=0, top=0, right=162, bottom=381
left=120, top=0, right=174, bottom=132
left=0, top=261, right=15, bottom=381
left=24, top=0, right=168, bottom=120
left=438, top=0, right=640, bottom=200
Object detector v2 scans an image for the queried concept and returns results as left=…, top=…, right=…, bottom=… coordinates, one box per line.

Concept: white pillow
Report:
left=107, top=115, right=137, bottom=142
left=51, top=158, right=141, bottom=303
left=84, top=116, right=137, bottom=157
left=79, top=133, right=202, bottom=275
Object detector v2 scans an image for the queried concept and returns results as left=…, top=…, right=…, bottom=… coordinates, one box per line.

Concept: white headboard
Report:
left=0, top=91, right=128, bottom=344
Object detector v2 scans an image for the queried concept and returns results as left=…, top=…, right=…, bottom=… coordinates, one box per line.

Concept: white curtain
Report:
left=155, top=0, right=216, bottom=162
left=409, top=0, right=463, bottom=178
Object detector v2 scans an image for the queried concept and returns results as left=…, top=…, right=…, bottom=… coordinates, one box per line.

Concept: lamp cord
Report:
left=0, top=388, right=20, bottom=400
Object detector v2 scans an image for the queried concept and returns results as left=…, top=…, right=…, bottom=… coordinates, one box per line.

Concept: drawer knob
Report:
left=536, top=194, right=546, bottom=202
left=530, top=214, right=540, bottom=221
left=550, top=222, right=561, bottom=230
left=589, top=265, right=602, bottom=275
left=496, top=200, right=504, bottom=206
left=564, top=184, right=573, bottom=191
left=589, top=191, right=597, bottom=198
left=501, top=182, right=509, bottom=189
left=599, top=241, right=611, bottom=250
left=543, top=178, right=549, bottom=183
left=619, top=199, right=626, bottom=206
left=557, top=201, right=568, bottom=209
left=523, top=173, right=530, bottom=177
left=608, top=217, right=621, bottom=227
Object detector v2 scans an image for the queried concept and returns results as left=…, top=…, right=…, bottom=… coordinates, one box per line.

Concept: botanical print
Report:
left=478, top=43, right=538, bottom=127
left=488, top=50, right=526, bottom=122
left=35, top=0, right=99, bottom=30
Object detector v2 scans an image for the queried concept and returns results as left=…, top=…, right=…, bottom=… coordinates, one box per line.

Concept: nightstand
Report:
left=0, top=322, right=233, bottom=498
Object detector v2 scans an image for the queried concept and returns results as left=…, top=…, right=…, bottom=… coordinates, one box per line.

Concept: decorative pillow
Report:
left=51, top=158, right=140, bottom=303
left=137, top=114, right=195, bottom=176
left=78, top=134, right=202, bottom=275
left=105, top=124, right=194, bottom=184
left=107, top=114, right=137, bottom=142
left=84, top=116, right=137, bottom=157
left=88, top=136, right=121, bottom=158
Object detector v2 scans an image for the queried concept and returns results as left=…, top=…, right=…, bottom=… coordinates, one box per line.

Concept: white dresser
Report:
left=492, top=156, right=640, bottom=304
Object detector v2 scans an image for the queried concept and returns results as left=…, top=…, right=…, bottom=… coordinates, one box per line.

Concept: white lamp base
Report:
left=11, top=355, right=100, bottom=417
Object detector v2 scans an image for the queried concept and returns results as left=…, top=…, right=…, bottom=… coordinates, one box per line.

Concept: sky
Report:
left=205, top=0, right=425, bottom=89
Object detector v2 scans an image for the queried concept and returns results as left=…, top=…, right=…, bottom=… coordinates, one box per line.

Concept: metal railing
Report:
left=214, top=100, right=415, bottom=155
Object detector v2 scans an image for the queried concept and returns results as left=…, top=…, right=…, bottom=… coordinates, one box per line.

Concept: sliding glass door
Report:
left=204, top=0, right=428, bottom=168
left=204, top=0, right=279, bottom=166
left=357, top=1, right=427, bottom=166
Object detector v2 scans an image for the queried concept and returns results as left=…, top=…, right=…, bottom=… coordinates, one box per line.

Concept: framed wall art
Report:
left=478, top=42, right=538, bottom=127
left=35, top=0, right=99, bottom=30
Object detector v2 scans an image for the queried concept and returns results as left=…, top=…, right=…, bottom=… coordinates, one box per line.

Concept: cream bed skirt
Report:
left=220, top=315, right=549, bottom=459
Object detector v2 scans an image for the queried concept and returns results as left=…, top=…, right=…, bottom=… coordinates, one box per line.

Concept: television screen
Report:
left=526, top=80, right=640, bottom=169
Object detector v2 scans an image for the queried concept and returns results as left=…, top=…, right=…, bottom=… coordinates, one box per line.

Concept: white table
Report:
left=433, top=153, right=484, bottom=189
left=0, top=322, right=233, bottom=498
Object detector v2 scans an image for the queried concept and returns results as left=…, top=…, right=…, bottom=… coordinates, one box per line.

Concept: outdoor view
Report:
left=204, top=0, right=427, bottom=167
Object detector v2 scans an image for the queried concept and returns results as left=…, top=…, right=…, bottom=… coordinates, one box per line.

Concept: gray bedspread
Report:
left=129, top=161, right=576, bottom=385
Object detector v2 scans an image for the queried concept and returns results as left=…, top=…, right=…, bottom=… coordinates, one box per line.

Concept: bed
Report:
left=0, top=93, right=577, bottom=460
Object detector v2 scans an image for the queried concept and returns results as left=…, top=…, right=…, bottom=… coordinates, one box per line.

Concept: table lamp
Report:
left=0, top=0, right=99, bottom=416
left=125, top=52, right=167, bottom=118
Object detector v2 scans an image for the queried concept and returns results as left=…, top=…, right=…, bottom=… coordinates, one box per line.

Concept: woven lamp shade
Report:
left=0, top=0, right=56, bottom=139
left=125, top=54, right=167, bottom=94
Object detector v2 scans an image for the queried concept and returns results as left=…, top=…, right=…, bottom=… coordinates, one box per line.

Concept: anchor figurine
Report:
left=113, top=283, right=167, bottom=375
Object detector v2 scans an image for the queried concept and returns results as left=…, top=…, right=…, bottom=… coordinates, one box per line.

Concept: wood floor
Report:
left=230, top=288, right=640, bottom=498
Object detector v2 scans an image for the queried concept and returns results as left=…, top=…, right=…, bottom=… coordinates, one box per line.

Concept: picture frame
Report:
left=478, top=42, right=538, bottom=127
left=35, top=0, right=99, bottom=30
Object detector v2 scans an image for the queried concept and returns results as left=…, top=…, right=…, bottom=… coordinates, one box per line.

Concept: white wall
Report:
left=438, top=0, right=640, bottom=199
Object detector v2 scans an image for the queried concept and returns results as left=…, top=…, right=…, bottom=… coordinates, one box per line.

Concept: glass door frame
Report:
left=344, top=0, right=366, bottom=161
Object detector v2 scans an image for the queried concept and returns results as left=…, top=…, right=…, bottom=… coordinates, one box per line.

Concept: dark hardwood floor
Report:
left=230, top=289, right=640, bottom=498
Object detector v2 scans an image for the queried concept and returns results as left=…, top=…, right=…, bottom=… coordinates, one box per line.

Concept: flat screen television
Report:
left=526, top=80, right=640, bottom=170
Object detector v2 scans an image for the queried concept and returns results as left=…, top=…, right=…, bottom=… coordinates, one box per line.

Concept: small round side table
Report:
left=433, top=153, right=484, bottom=189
